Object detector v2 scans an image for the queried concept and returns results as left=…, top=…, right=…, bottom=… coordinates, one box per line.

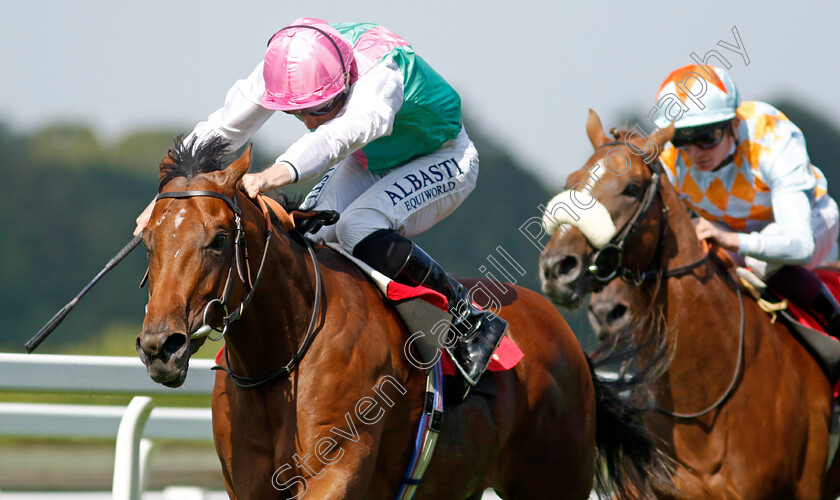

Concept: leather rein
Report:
left=152, top=190, right=322, bottom=389
left=585, top=141, right=745, bottom=419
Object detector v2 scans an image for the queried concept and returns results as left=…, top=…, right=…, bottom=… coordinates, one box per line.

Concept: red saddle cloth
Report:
left=215, top=280, right=526, bottom=376
left=780, top=269, right=840, bottom=396
left=784, top=269, right=840, bottom=333
left=385, top=280, right=525, bottom=377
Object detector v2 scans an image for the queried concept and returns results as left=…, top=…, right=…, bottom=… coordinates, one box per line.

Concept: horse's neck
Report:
left=635, top=185, right=740, bottom=371
left=225, top=232, right=317, bottom=378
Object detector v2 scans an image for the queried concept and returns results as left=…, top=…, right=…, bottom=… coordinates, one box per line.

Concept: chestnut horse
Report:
left=587, top=280, right=633, bottom=344
left=135, top=136, right=670, bottom=499
left=539, top=110, right=840, bottom=499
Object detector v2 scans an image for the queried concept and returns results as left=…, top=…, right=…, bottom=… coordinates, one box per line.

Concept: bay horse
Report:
left=135, top=136, right=671, bottom=499
left=539, top=110, right=840, bottom=499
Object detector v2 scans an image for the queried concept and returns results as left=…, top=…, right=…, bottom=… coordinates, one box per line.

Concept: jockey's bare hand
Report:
left=134, top=199, right=155, bottom=236
left=241, top=173, right=271, bottom=198
left=241, top=163, right=294, bottom=198
left=692, top=217, right=740, bottom=251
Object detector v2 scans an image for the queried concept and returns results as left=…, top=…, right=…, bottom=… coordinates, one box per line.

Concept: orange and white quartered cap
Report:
left=653, top=64, right=740, bottom=129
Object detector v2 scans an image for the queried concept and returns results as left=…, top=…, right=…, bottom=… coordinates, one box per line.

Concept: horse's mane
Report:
left=159, top=135, right=231, bottom=191
left=159, top=134, right=301, bottom=212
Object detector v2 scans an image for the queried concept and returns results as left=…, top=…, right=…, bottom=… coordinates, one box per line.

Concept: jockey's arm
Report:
left=270, top=56, right=404, bottom=185
left=737, top=189, right=815, bottom=264
left=189, top=62, right=274, bottom=151
left=134, top=63, right=273, bottom=236
left=736, top=125, right=817, bottom=264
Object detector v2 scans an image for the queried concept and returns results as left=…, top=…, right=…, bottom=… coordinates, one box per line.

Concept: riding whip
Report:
left=24, top=234, right=143, bottom=353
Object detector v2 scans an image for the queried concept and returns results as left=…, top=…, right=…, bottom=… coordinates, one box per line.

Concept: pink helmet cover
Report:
left=261, top=18, right=357, bottom=111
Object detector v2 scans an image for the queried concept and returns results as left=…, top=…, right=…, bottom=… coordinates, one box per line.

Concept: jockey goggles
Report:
left=283, top=91, right=346, bottom=117
left=672, top=119, right=731, bottom=150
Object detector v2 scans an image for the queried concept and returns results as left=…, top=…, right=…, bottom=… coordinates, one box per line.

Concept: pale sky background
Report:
left=3, top=1, right=838, bottom=189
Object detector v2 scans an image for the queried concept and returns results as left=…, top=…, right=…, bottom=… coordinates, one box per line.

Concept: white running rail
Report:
left=0, top=353, right=217, bottom=500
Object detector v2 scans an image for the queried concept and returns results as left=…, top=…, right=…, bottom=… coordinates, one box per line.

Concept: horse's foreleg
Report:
left=292, top=461, right=380, bottom=499
left=279, top=428, right=384, bottom=500
left=220, top=468, right=236, bottom=500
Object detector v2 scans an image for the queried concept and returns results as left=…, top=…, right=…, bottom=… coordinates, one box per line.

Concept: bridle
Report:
left=585, top=141, right=708, bottom=285
left=151, top=190, right=323, bottom=389
left=583, top=141, right=744, bottom=419
left=155, top=190, right=264, bottom=340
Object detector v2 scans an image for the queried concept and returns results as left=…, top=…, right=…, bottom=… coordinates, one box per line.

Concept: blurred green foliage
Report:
left=0, top=116, right=600, bottom=354
left=4, top=100, right=836, bottom=357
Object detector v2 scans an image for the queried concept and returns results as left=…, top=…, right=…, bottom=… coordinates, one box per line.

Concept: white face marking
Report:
left=174, top=209, right=187, bottom=229
left=155, top=213, right=167, bottom=226
left=174, top=248, right=181, bottom=259
left=585, top=163, right=602, bottom=192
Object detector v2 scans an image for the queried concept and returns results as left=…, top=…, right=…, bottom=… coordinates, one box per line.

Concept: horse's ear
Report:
left=158, top=148, right=179, bottom=190
left=224, top=144, right=252, bottom=188
left=586, top=109, right=610, bottom=149
left=654, top=124, right=675, bottom=152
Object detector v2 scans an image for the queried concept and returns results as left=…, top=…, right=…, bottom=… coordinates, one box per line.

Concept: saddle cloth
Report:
left=785, top=269, right=840, bottom=332
left=770, top=268, right=840, bottom=387
left=363, top=263, right=524, bottom=376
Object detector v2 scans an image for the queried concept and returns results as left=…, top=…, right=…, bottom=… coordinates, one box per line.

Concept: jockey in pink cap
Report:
left=653, top=64, right=840, bottom=337
left=136, top=18, right=506, bottom=386
left=260, top=22, right=355, bottom=113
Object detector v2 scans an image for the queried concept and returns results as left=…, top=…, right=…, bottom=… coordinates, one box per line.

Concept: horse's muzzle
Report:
left=539, top=253, right=589, bottom=308
left=587, top=298, right=631, bottom=342
left=136, top=329, right=191, bottom=387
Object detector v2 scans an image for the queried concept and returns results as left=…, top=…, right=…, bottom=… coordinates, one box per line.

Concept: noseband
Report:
left=152, top=189, right=324, bottom=389
left=155, top=190, right=263, bottom=340
left=582, top=143, right=744, bottom=419
left=585, top=142, right=707, bottom=285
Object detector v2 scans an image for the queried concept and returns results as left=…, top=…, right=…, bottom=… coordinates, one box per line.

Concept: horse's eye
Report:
left=208, top=233, right=227, bottom=251
left=623, top=183, right=642, bottom=197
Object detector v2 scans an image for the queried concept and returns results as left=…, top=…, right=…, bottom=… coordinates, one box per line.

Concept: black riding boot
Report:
left=354, top=230, right=509, bottom=384
left=767, top=265, right=840, bottom=339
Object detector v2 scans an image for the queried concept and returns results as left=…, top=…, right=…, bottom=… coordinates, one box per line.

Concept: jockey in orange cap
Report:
left=653, top=64, right=840, bottom=336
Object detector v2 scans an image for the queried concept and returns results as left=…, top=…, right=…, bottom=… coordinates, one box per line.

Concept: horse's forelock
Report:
left=606, top=128, right=645, bottom=148
left=158, top=135, right=233, bottom=192
left=589, top=129, right=655, bottom=182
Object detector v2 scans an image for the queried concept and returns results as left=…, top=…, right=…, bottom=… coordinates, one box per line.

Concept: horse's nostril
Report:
left=162, top=334, right=187, bottom=357
left=554, top=256, right=579, bottom=277
left=135, top=336, right=148, bottom=363
left=608, top=304, right=628, bottom=323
